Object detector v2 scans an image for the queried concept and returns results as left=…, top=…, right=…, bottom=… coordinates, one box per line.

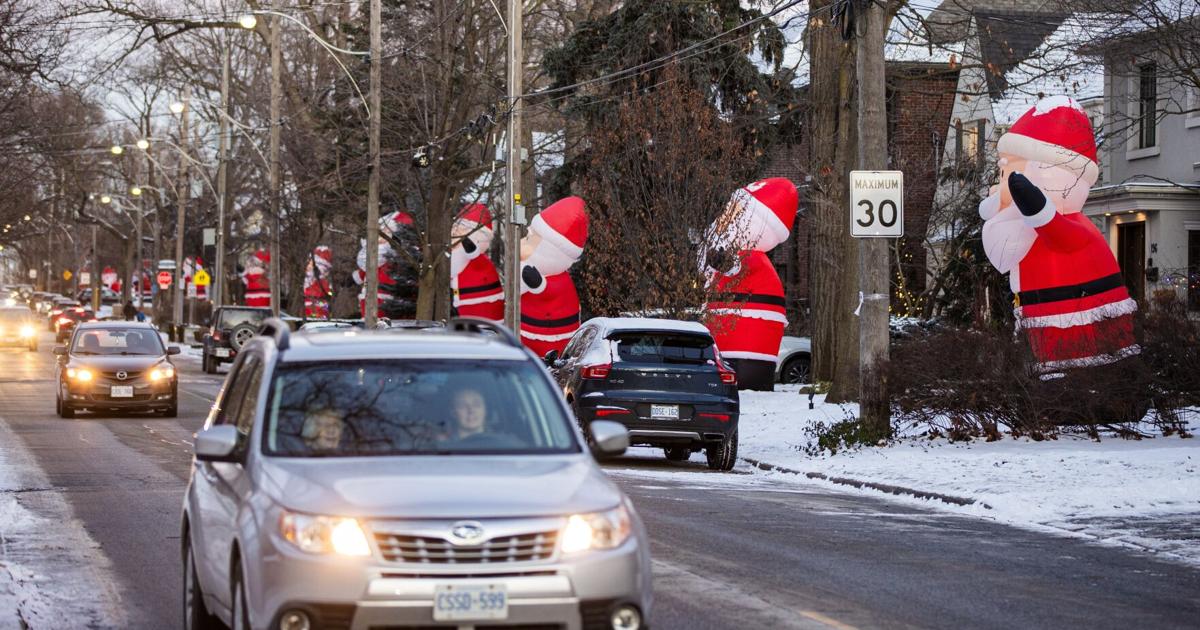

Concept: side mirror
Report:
left=166, top=346, right=182, bottom=355
left=542, top=349, right=559, bottom=367
left=53, top=345, right=67, bottom=356
left=195, top=425, right=240, bottom=462
left=589, top=420, right=629, bottom=458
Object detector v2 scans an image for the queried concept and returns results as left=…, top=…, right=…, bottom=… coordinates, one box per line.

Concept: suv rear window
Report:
left=611, top=332, right=715, bottom=365
left=219, top=309, right=267, bottom=328
left=264, top=360, right=577, bottom=457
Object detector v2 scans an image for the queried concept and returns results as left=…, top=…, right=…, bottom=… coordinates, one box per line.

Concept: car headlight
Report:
left=279, top=511, right=371, bottom=556
left=66, top=368, right=93, bottom=381
left=19, top=325, right=33, bottom=337
left=560, top=504, right=632, bottom=554
left=149, top=366, right=175, bottom=381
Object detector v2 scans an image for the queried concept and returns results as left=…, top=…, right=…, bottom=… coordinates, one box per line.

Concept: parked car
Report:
left=53, top=321, right=181, bottom=418
left=182, top=318, right=650, bottom=630
left=776, top=335, right=812, bottom=384
left=201, top=306, right=272, bottom=373
left=296, top=317, right=392, bottom=332
left=547, top=317, right=740, bottom=471
left=0, top=306, right=39, bottom=351
left=30, top=292, right=59, bottom=314
left=53, top=307, right=97, bottom=343
left=76, top=287, right=122, bottom=306
left=46, top=298, right=82, bottom=330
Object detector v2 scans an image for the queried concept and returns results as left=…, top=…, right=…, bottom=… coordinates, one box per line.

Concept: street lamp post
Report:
left=364, top=0, right=381, bottom=328
left=215, top=37, right=231, bottom=308
left=173, top=88, right=191, bottom=341
left=268, top=0, right=282, bottom=317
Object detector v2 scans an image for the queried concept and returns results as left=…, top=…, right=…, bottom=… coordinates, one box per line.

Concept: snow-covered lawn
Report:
left=734, top=386, right=1200, bottom=564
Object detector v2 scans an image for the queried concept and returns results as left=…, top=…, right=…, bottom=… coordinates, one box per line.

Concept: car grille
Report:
left=375, top=531, right=558, bottom=564
left=99, top=369, right=146, bottom=382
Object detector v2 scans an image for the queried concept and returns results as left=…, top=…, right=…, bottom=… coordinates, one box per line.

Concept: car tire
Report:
left=59, top=400, right=75, bottom=419
left=201, top=351, right=214, bottom=374
left=28, top=341, right=37, bottom=352
left=664, top=447, right=691, bottom=462
left=705, top=429, right=738, bottom=472
left=162, top=400, right=178, bottom=418
left=183, top=540, right=221, bottom=630
left=780, top=355, right=812, bottom=385
left=230, top=560, right=251, bottom=630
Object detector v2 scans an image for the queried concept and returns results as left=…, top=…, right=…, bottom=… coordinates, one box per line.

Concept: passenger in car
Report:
left=300, top=408, right=343, bottom=451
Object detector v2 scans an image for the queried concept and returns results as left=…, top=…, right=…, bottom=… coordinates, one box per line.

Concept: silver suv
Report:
left=182, top=319, right=651, bottom=630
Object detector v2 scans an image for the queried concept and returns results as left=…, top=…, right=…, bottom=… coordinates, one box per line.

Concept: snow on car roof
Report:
left=589, top=317, right=712, bottom=335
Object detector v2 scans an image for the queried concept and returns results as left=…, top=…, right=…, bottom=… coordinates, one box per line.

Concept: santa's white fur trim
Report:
left=998, top=133, right=1099, bottom=186
left=718, top=350, right=780, bottom=364
left=705, top=308, right=789, bottom=324
left=1037, top=344, right=1141, bottom=371
left=245, top=291, right=270, bottom=299
left=978, top=193, right=1001, bottom=221
left=733, top=188, right=790, bottom=243
left=1032, top=95, right=1083, bottom=115
left=520, top=329, right=577, bottom=342
left=1023, top=195, right=1057, bottom=229
left=530, top=214, right=583, bottom=260
left=1017, top=297, right=1138, bottom=330
left=455, top=292, right=504, bottom=306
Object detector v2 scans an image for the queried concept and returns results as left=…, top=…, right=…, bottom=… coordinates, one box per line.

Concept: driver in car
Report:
left=301, top=408, right=344, bottom=451
left=450, top=388, right=488, bottom=440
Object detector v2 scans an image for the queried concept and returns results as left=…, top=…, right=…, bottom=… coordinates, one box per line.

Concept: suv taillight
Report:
left=580, top=364, right=611, bottom=379
left=713, top=347, right=737, bottom=385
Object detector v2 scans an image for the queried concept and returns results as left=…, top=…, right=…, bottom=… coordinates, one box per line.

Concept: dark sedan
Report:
left=54, top=322, right=180, bottom=418
left=53, top=307, right=96, bottom=342
left=547, top=317, right=740, bottom=471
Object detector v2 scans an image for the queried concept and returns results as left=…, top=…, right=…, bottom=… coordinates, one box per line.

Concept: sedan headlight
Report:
left=19, top=325, right=34, bottom=337
left=149, top=366, right=175, bottom=381
left=66, top=368, right=93, bottom=382
left=560, top=504, right=632, bottom=554
left=279, top=511, right=371, bottom=556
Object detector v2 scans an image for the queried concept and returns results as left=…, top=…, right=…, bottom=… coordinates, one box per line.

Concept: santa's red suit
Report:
left=452, top=205, right=504, bottom=322
left=353, top=211, right=413, bottom=316
left=981, top=96, right=1138, bottom=371
left=702, top=178, right=798, bottom=390
left=519, top=197, right=587, bottom=357
left=304, top=246, right=333, bottom=319
left=242, top=249, right=270, bottom=307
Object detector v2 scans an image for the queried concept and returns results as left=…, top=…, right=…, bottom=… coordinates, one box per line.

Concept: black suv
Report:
left=547, top=317, right=740, bottom=471
left=201, top=306, right=272, bottom=373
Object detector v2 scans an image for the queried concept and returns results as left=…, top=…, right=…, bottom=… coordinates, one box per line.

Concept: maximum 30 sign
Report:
left=850, top=170, right=904, bottom=238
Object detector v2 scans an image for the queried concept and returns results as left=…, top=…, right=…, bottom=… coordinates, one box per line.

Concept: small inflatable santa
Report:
left=519, top=196, right=587, bottom=358
left=701, top=178, right=798, bottom=391
left=451, top=204, right=504, bottom=322
left=980, top=95, right=1138, bottom=371
left=184, top=257, right=206, bottom=301
left=353, top=211, right=417, bottom=317
left=303, top=246, right=333, bottom=319
left=241, top=249, right=270, bottom=307
left=101, top=266, right=121, bottom=295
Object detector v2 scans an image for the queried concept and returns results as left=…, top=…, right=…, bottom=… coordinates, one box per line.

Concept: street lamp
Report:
left=130, top=186, right=142, bottom=197
left=100, top=195, right=112, bottom=205
left=238, top=14, right=257, bottom=29
left=136, top=139, right=150, bottom=150
left=110, top=145, right=124, bottom=155
left=169, top=101, right=185, bottom=115
left=23, top=215, right=30, bottom=221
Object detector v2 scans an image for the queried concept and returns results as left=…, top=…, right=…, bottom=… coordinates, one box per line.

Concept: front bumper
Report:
left=63, top=378, right=176, bottom=409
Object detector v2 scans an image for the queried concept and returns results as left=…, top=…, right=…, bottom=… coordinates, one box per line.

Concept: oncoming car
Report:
left=54, top=322, right=180, bottom=418
left=182, top=319, right=652, bottom=630
left=0, top=306, right=38, bottom=351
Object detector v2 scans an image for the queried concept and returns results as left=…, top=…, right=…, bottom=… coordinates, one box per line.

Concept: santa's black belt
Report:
left=715, top=293, right=787, bottom=307
left=521, top=313, right=580, bottom=328
left=1017, top=273, right=1124, bottom=306
left=458, top=280, right=502, bottom=296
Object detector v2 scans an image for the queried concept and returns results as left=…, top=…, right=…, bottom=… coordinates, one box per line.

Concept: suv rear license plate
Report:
left=650, top=404, right=680, bottom=420
left=432, top=583, right=507, bottom=621
left=110, top=386, right=134, bottom=398
left=214, top=348, right=230, bottom=357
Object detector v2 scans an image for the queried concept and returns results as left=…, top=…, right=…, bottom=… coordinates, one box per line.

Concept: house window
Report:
left=1136, top=63, right=1157, bottom=149
left=954, top=120, right=983, bottom=167
left=1189, top=231, right=1200, bottom=312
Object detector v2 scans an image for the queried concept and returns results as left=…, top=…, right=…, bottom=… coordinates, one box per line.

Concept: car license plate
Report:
left=214, top=348, right=230, bottom=357
left=650, top=404, right=680, bottom=420
left=110, top=386, right=134, bottom=398
left=432, top=584, right=507, bottom=621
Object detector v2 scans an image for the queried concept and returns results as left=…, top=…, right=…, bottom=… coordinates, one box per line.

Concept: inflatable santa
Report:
left=241, top=249, right=270, bottom=307
left=184, top=257, right=207, bottom=301
left=701, top=178, right=798, bottom=391
left=519, top=196, right=587, bottom=358
left=451, top=204, right=504, bottom=322
left=980, top=95, right=1138, bottom=372
left=353, top=211, right=418, bottom=318
left=303, top=246, right=333, bottom=319
left=101, top=266, right=121, bottom=295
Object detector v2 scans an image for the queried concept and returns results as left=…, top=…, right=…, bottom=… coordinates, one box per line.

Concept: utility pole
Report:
left=173, top=86, right=191, bottom=341
left=215, top=39, right=231, bottom=308
left=136, top=188, right=144, bottom=311
left=91, top=226, right=100, bottom=313
left=855, top=0, right=891, bottom=436
left=502, top=0, right=524, bottom=332
left=268, top=0, right=283, bottom=317
left=364, top=0, right=382, bottom=328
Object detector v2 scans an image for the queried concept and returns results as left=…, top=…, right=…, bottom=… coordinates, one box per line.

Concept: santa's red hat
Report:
left=254, top=249, right=270, bottom=265
left=530, top=196, right=587, bottom=259
left=313, top=245, right=332, bottom=261
left=733, top=178, right=798, bottom=243
left=997, top=95, right=1099, bottom=185
left=456, top=204, right=493, bottom=240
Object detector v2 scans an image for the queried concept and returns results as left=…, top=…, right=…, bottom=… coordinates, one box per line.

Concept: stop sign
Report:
left=157, top=271, right=173, bottom=290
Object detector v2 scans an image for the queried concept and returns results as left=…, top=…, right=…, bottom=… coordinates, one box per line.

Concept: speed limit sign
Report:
left=850, top=171, right=903, bottom=238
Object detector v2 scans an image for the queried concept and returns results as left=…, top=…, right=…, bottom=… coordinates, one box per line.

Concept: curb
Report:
left=740, top=457, right=992, bottom=509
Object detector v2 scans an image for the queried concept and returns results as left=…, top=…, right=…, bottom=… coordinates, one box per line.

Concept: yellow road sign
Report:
left=62, top=270, right=72, bottom=281
left=193, top=269, right=211, bottom=286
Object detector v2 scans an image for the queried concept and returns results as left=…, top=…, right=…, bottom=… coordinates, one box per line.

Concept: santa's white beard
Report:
left=523, top=241, right=576, bottom=278
left=450, top=246, right=471, bottom=280
left=982, top=203, right=1036, bottom=275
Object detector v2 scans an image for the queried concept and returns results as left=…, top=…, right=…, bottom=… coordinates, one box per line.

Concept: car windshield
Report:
left=610, top=332, right=715, bottom=364
left=71, top=329, right=164, bottom=356
left=264, top=360, right=578, bottom=457
left=0, top=310, right=30, bottom=323
left=219, top=309, right=267, bottom=328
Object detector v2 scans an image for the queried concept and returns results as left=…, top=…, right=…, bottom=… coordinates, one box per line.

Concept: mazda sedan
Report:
left=54, top=322, right=180, bottom=418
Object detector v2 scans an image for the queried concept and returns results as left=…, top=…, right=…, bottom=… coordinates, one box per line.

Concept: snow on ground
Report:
left=0, top=418, right=127, bottom=629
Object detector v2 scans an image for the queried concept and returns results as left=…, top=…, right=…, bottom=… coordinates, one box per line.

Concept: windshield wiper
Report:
left=73, top=351, right=98, bottom=355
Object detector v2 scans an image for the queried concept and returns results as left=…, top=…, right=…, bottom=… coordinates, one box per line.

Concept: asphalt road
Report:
left=1, top=333, right=1198, bottom=629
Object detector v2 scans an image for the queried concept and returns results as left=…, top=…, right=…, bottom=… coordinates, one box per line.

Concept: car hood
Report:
left=68, top=355, right=166, bottom=371
left=257, top=454, right=623, bottom=519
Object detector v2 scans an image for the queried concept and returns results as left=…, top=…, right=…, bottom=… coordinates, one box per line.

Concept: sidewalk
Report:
left=736, top=386, right=1200, bottom=565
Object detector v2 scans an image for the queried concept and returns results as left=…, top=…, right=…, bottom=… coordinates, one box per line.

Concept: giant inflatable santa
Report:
left=980, top=95, right=1138, bottom=372
left=519, top=196, right=587, bottom=358
left=701, top=178, right=798, bottom=391
left=352, top=211, right=418, bottom=318
left=303, top=246, right=333, bottom=319
left=241, top=249, right=270, bottom=307
left=451, top=204, right=504, bottom=322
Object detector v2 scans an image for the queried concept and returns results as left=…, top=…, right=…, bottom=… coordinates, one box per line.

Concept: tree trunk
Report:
left=808, top=3, right=860, bottom=401
left=416, top=179, right=451, bottom=320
